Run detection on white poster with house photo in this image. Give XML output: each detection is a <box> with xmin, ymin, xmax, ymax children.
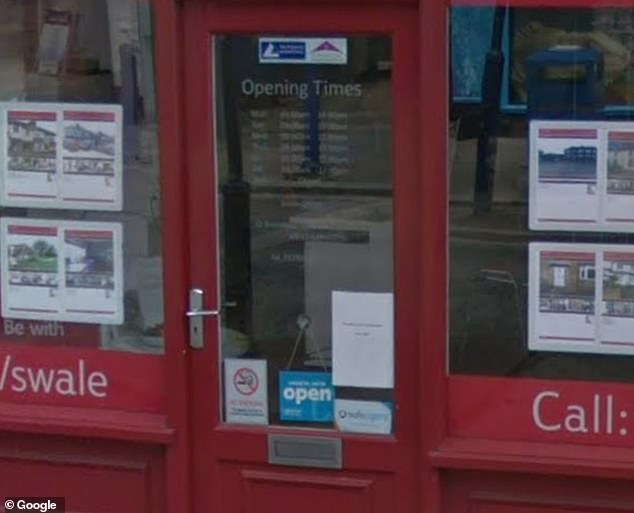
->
<box><xmin>2</xmin><ymin>106</ymin><xmax>60</xmax><ymax>203</ymax></box>
<box><xmin>61</xmin><ymin>107</ymin><xmax>122</xmax><ymax>209</ymax></box>
<box><xmin>0</xmin><ymin>102</ymin><xmax>122</xmax><ymax>211</ymax></box>
<box><xmin>599</xmin><ymin>250</ymin><xmax>634</xmax><ymax>351</ymax></box>
<box><xmin>529</xmin><ymin>122</ymin><xmax>600</xmax><ymax>231</ymax></box>
<box><xmin>529</xmin><ymin>244</ymin><xmax>597</xmax><ymax>353</ymax></box>
<box><xmin>529</xmin><ymin>242</ymin><xmax>634</xmax><ymax>356</ymax></box>
<box><xmin>1</xmin><ymin>218</ymin><xmax>123</xmax><ymax>324</ymax></box>
<box><xmin>2</xmin><ymin>221</ymin><xmax>62</xmax><ymax>318</ymax></box>
<box><xmin>603</xmin><ymin>129</ymin><xmax>634</xmax><ymax>229</ymax></box>
<box><xmin>62</xmin><ymin>224</ymin><xmax>123</xmax><ymax>324</ymax></box>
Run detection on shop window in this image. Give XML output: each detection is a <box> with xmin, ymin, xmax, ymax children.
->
<box><xmin>449</xmin><ymin>5</ymin><xmax>634</xmax><ymax>380</ymax></box>
<box><xmin>0</xmin><ymin>0</ymin><xmax>164</xmax><ymax>414</ymax></box>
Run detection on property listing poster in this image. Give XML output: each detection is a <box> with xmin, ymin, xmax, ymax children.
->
<box><xmin>529</xmin><ymin>123</ymin><xmax>600</xmax><ymax>230</ymax></box>
<box><xmin>0</xmin><ymin>218</ymin><xmax>123</xmax><ymax>324</ymax></box>
<box><xmin>0</xmin><ymin>102</ymin><xmax>122</xmax><ymax>211</ymax></box>
<box><xmin>529</xmin><ymin>242</ymin><xmax>634</xmax><ymax>355</ymax></box>
<box><xmin>530</xmin><ymin>121</ymin><xmax>634</xmax><ymax>232</ymax></box>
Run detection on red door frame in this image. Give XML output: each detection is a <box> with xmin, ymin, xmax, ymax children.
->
<box><xmin>175</xmin><ymin>1</ymin><xmax>423</xmax><ymax>512</ymax></box>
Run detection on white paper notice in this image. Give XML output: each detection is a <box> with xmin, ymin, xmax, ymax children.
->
<box><xmin>529</xmin><ymin>244</ymin><xmax>597</xmax><ymax>352</ymax></box>
<box><xmin>1</xmin><ymin>102</ymin><xmax>123</xmax><ymax>211</ymax></box>
<box><xmin>529</xmin><ymin>122</ymin><xmax>600</xmax><ymax>230</ymax></box>
<box><xmin>1</xmin><ymin>218</ymin><xmax>123</xmax><ymax>324</ymax></box>
<box><xmin>332</xmin><ymin>290</ymin><xmax>393</xmax><ymax>388</ymax></box>
<box><xmin>224</xmin><ymin>358</ymin><xmax>268</xmax><ymax>425</ymax></box>
<box><xmin>529</xmin><ymin>242</ymin><xmax>634</xmax><ymax>355</ymax></box>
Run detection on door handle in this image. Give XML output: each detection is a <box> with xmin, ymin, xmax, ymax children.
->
<box><xmin>188</xmin><ymin>288</ymin><xmax>219</xmax><ymax>349</ymax></box>
<box><xmin>186</xmin><ymin>309</ymin><xmax>220</xmax><ymax>317</ymax></box>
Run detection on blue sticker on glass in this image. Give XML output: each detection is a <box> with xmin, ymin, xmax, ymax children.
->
<box><xmin>259</xmin><ymin>40</ymin><xmax>307</xmax><ymax>63</ymax></box>
<box><xmin>279</xmin><ymin>371</ymin><xmax>334</xmax><ymax>422</ymax></box>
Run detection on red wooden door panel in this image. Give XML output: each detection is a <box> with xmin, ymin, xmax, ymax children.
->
<box><xmin>215</xmin><ymin>465</ymin><xmax>394</xmax><ymax>513</ymax></box>
<box><xmin>182</xmin><ymin>3</ymin><xmax>419</xmax><ymax>513</ymax></box>
<box><xmin>444</xmin><ymin>471</ymin><xmax>634</xmax><ymax>513</ymax></box>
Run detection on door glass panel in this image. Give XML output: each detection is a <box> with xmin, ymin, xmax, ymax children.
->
<box><xmin>214</xmin><ymin>35</ymin><xmax>394</xmax><ymax>432</ymax></box>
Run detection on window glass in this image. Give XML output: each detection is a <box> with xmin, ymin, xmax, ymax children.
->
<box><xmin>449</xmin><ymin>6</ymin><xmax>634</xmax><ymax>381</ymax></box>
<box><xmin>215</xmin><ymin>35</ymin><xmax>395</xmax><ymax>432</ymax></box>
<box><xmin>0</xmin><ymin>0</ymin><xmax>162</xmax><ymax>354</ymax></box>
<box><xmin>0</xmin><ymin>0</ymin><xmax>164</xmax><ymax>414</ymax></box>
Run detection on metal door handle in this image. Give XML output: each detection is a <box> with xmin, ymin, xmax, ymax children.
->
<box><xmin>188</xmin><ymin>288</ymin><xmax>219</xmax><ymax>349</ymax></box>
<box><xmin>186</xmin><ymin>309</ymin><xmax>220</xmax><ymax>317</ymax></box>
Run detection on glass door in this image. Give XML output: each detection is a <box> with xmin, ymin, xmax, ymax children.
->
<box><xmin>183</xmin><ymin>4</ymin><xmax>419</xmax><ymax>513</ymax></box>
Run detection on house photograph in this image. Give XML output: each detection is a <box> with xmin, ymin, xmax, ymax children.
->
<box><xmin>607</xmin><ymin>131</ymin><xmax>634</xmax><ymax>194</ymax></box>
<box><xmin>539</xmin><ymin>252</ymin><xmax>595</xmax><ymax>314</ymax></box>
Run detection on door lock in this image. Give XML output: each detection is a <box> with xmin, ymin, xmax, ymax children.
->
<box><xmin>187</xmin><ymin>288</ymin><xmax>219</xmax><ymax>349</ymax></box>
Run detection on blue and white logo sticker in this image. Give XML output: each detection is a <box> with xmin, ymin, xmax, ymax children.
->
<box><xmin>259</xmin><ymin>40</ymin><xmax>307</xmax><ymax>64</ymax></box>
<box><xmin>334</xmin><ymin>399</ymin><xmax>393</xmax><ymax>434</ymax></box>
<box><xmin>259</xmin><ymin>38</ymin><xmax>347</xmax><ymax>65</ymax></box>
<box><xmin>279</xmin><ymin>371</ymin><xmax>334</xmax><ymax>422</ymax></box>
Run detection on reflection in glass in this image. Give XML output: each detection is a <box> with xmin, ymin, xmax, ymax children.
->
<box><xmin>449</xmin><ymin>6</ymin><xmax>634</xmax><ymax>381</ymax></box>
<box><xmin>215</xmin><ymin>36</ymin><xmax>394</xmax><ymax>428</ymax></box>
<box><xmin>0</xmin><ymin>0</ymin><xmax>163</xmax><ymax>354</ymax></box>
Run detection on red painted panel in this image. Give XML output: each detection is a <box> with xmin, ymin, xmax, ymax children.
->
<box><xmin>0</xmin><ymin>434</ymin><xmax>164</xmax><ymax>513</ymax></box>
<box><xmin>0</xmin><ymin>344</ymin><xmax>165</xmax><ymax>412</ymax></box>
<box><xmin>1</xmin><ymin>458</ymin><xmax>147</xmax><ymax>513</ymax></box>
<box><xmin>213</xmin><ymin>464</ymin><xmax>394</xmax><ymax>513</ymax></box>
<box><xmin>450</xmin><ymin>375</ymin><xmax>634</xmax><ymax>447</ymax></box>
<box><xmin>478</xmin><ymin>502</ymin><xmax>621</xmax><ymax>513</ymax></box>
<box><xmin>242</xmin><ymin>470</ymin><xmax>374</xmax><ymax>513</ymax></box>
<box><xmin>443</xmin><ymin>470</ymin><xmax>634</xmax><ymax>513</ymax></box>
<box><xmin>451</xmin><ymin>0</ymin><xmax>634</xmax><ymax>7</ymax></box>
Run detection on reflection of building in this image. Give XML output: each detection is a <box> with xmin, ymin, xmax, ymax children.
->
<box><xmin>8</xmin><ymin>120</ymin><xmax>55</xmax><ymax>155</ymax></box>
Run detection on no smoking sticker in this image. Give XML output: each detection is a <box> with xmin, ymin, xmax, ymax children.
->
<box><xmin>224</xmin><ymin>358</ymin><xmax>268</xmax><ymax>425</ymax></box>
<box><xmin>233</xmin><ymin>367</ymin><xmax>259</xmax><ymax>395</ymax></box>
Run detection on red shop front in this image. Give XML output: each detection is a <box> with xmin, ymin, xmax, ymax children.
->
<box><xmin>3</xmin><ymin>0</ymin><xmax>634</xmax><ymax>512</ymax></box>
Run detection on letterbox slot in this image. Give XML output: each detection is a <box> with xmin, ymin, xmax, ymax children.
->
<box><xmin>268</xmin><ymin>434</ymin><xmax>342</xmax><ymax>469</ymax></box>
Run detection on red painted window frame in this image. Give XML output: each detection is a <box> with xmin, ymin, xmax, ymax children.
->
<box><xmin>0</xmin><ymin>0</ymin><xmax>187</xmax><ymax>439</ymax></box>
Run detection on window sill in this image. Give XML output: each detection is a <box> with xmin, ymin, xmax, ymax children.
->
<box><xmin>430</xmin><ymin>437</ymin><xmax>634</xmax><ymax>479</ymax></box>
<box><xmin>0</xmin><ymin>402</ymin><xmax>174</xmax><ymax>444</ymax></box>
